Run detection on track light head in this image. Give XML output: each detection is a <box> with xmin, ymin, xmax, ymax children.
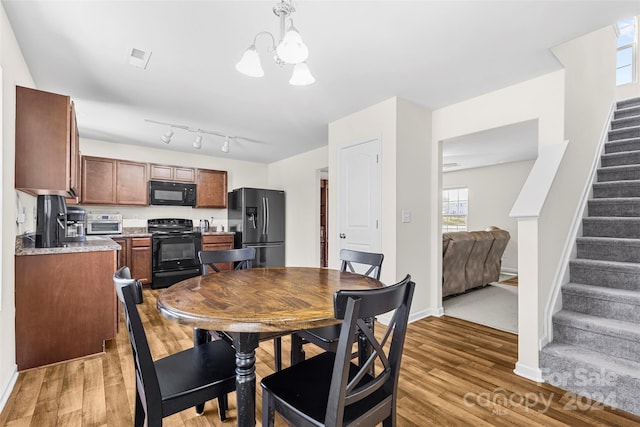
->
<box><xmin>221</xmin><ymin>138</ymin><xmax>230</xmax><ymax>153</ymax></box>
<box><xmin>193</xmin><ymin>133</ymin><xmax>203</xmax><ymax>149</ymax></box>
<box><xmin>160</xmin><ymin>127</ymin><xmax>173</xmax><ymax>144</ymax></box>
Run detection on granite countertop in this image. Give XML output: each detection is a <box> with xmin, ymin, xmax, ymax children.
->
<box><xmin>200</xmin><ymin>230</ymin><xmax>235</xmax><ymax>236</ymax></box>
<box><xmin>16</xmin><ymin>235</ymin><xmax>121</xmax><ymax>256</ymax></box>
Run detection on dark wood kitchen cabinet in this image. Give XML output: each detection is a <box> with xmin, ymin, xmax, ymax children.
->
<box><xmin>114</xmin><ymin>236</ymin><xmax>152</xmax><ymax>285</ymax></box>
<box><xmin>81</xmin><ymin>156</ymin><xmax>148</xmax><ymax>205</ymax></box>
<box><xmin>150</xmin><ymin>163</ymin><xmax>195</xmax><ymax>182</ymax></box>
<box><xmin>15</xmin><ymin>86</ymin><xmax>80</xmax><ymax>198</ymax></box>
<box><xmin>201</xmin><ymin>234</ymin><xmax>234</xmax><ymax>272</ymax></box>
<box><xmin>15</xmin><ymin>249</ymin><xmax>118</xmax><ymax>370</ymax></box>
<box><xmin>196</xmin><ymin>169</ymin><xmax>227</xmax><ymax>208</ymax></box>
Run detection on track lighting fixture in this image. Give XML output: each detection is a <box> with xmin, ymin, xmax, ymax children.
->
<box><xmin>160</xmin><ymin>127</ymin><xmax>173</xmax><ymax>144</ymax></box>
<box><xmin>193</xmin><ymin>133</ymin><xmax>203</xmax><ymax>149</ymax></box>
<box><xmin>235</xmin><ymin>0</ymin><xmax>315</xmax><ymax>86</ymax></box>
<box><xmin>145</xmin><ymin>119</ymin><xmax>266</xmax><ymax>154</ymax></box>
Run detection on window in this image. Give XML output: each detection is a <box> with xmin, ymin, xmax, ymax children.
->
<box><xmin>616</xmin><ymin>17</ymin><xmax>637</xmax><ymax>86</ymax></box>
<box><xmin>442</xmin><ymin>187</ymin><xmax>468</xmax><ymax>232</ymax></box>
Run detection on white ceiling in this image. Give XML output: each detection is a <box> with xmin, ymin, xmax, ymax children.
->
<box><xmin>3</xmin><ymin>1</ymin><xmax>638</xmax><ymax>164</ymax></box>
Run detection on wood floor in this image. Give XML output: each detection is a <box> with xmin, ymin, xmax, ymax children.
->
<box><xmin>2</xmin><ymin>289</ymin><xmax>639</xmax><ymax>427</ymax></box>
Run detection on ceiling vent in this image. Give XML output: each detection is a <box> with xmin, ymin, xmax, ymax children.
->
<box><xmin>126</xmin><ymin>47</ymin><xmax>152</xmax><ymax>69</ymax></box>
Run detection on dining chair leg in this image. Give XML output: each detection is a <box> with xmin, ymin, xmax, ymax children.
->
<box><xmin>290</xmin><ymin>333</ymin><xmax>305</xmax><ymax>366</ymax></box>
<box><xmin>273</xmin><ymin>337</ymin><xmax>282</xmax><ymax>371</ymax></box>
<box><xmin>193</xmin><ymin>327</ymin><xmax>210</xmax><ymax>415</ymax></box>
<box><xmin>217</xmin><ymin>394</ymin><xmax>228</xmax><ymax>421</ymax></box>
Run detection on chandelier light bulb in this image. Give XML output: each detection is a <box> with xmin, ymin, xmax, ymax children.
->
<box><xmin>193</xmin><ymin>134</ymin><xmax>203</xmax><ymax>149</ymax></box>
<box><xmin>235</xmin><ymin>45</ymin><xmax>264</xmax><ymax>77</ymax></box>
<box><xmin>160</xmin><ymin>128</ymin><xmax>173</xmax><ymax>144</ymax></box>
<box><xmin>289</xmin><ymin>62</ymin><xmax>315</xmax><ymax>86</ymax></box>
<box><xmin>276</xmin><ymin>26</ymin><xmax>309</xmax><ymax>64</ymax></box>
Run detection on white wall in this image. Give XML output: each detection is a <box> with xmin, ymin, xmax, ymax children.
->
<box><xmin>443</xmin><ymin>159</ymin><xmax>535</xmax><ymax>272</ymax></box>
<box><xmin>328</xmin><ymin>97</ymin><xmax>435</xmax><ymax>318</ymax></box>
<box><xmin>396</xmin><ymin>98</ymin><xmax>433</xmax><ymax>317</ymax></box>
<box><xmin>432</xmin><ymin>71</ymin><xmax>566</xmax><ymax>306</ymax></box>
<box><xmin>539</xmin><ymin>26</ymin><xmax>618</xmax><ymax>334</ymax></box>
<box><xmin>328</xmin><ymin>98</ymin><xmax>398</xmax><ymax>285</ymax></box>
<box><xmin>267</xmin><ymin>146</ymin><xmax>328</xmax><ymax>267</ymax></box>
<box><xmin>0</xmin><ymin>2</ymin><xmax>36</xmax><ymax>410</ymax></box>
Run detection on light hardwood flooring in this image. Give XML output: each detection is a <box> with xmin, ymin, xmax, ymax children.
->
<box><xmin>1</xmin><ymin>289</ymin><xmax>639</xmax><ymax>426</ymax></box>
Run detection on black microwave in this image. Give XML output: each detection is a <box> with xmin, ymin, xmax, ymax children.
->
<box><xmin>149</xmin><ymin>180</ymin><xmax>196</xmax><ymax>206</ymax></box>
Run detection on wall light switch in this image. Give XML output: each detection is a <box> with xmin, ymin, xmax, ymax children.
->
<box><xmin>16</xmin><ymin>213</ymin><xmax>26</xmax><ymax>224</ymax></box>
<box><xmin>401</xmin><ymin>209</ymin><xmax>411</xmax><ymax>223</ymax></box>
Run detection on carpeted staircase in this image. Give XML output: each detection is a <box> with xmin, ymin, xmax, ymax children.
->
<box><xmin>540</xmin><ymin>97</ymin><xmax>640</xmax><ymax>416</ymax></box>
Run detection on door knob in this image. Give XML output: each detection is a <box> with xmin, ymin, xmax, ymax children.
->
<box><xmin>339</xmin><ymin>233</ymin><xmax>346</xmax><ymax>239</ymax></box>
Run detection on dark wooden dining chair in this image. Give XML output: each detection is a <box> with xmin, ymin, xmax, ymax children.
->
<box><xmin>199</xmin><ymin>247</ymin><xmax>255</xmax><ymax>274</ymax></box>
<box><xmin>290</xmin><ymin>249</ymin><xmax>384</xmax><ymax>365</ymax></box>
<box><xmin>196</xmin><ymin>248</ymin><xmax>283</xmax><ymax>373</ymax></box>
<box><xmin>113</xmin><ymin>266</ymin><xmax>237</xmax><ymax>425</ymax></box>
<box><xmin>261</xmin><ymin>274</ymin><xmax>415</xmax><ymax>427</ymax></box>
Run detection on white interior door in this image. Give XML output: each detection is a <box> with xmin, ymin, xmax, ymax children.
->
<box><xmin>337</xmin><ymin>138</ymin><xmax>381</xmax><ymax>267</ymax></box>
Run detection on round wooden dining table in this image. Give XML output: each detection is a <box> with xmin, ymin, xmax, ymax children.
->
<box><xmin>156</xmin><ymin>267</ymin><xmax>383</xmax><ymax>427</ymax></box>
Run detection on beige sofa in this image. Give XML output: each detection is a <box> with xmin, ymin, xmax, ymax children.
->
<box><xmin>442</xmin><ymin>227</ymin><xmax>510</xmax><ymax>298</ymax></box>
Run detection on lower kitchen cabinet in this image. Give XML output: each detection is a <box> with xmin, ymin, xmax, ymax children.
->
<box><xmin>15</xmin><ymin>249</ymin><xmax>118</xmax><ymax>370</ymax></box>
<box><xmin>202</xmin><ymin>234</ymin><xmax>234</xmax><ymax>272</ymax></box>
<box><xmin>114</xmin><ymin>236</ymin><xmax>152</xmax><ymax>285</ymax></box>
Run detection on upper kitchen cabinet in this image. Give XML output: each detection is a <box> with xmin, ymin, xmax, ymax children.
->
<box><xmin>196</xmin><ymin>169</ymin><xmax>227</xmax><ymax>208</ymax></box>
<box><xmin>150</xmin><ymin>163</ymin><xmax>195</xmax><ymax>182</ymax></box>
<box><xmin>82</xmin><ymin>156</ymin><xmax>148</xmax><ymax>205</ymax></box>
<box><xmin>15</xmin><ymin>86</ymin><xmax>80</xmax><ymax>197</ymax></box>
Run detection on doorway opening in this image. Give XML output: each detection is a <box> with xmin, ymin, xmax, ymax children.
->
<box><xmin>439</xmin><ymin>120</ymin><xmax>538</xmax><ymax>333</ymax></box>
<box><xmin>320</xmin><ymin>174</ymin><xmax>329</xmax><ymax>267</ymax></box>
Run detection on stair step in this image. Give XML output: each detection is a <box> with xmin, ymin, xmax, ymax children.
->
<box><xmin>553</xmin><ymin>311</ymin><xmax>640</xmax><ymax>362</ymax></box>
<box><xmin>600</xmin><ymin>150</ymin><xmax>640</xmax><ymax>167</ymax></box>
<box><xmin>540</xmin><ymin>342</ymin><xmax>640</xmax><ymax>416</ymax></box>
<box><xmin>583</xmin><ymin>217</ymin><xmax>640</xmax><ymax>239</ymax></box>
<box><xmin>617</xmin><ymin>97</ymin><xmax>640</xmax><ymax>110</ymax></box>
<box><xmin>614</xmin><ymin>105</ymin><xmax>640</xmax><ymax>120</ymax></box>
<box><xmin>597</xmin><ymin>165</ymin><xmax>640</xmax><ymax>182</ymax></box>
<box><xmin>588</xmin><ymin>197</ymin><xmax>640</xmax><ymax>217</ymax></box>
<box><xmin>576</xmin><ymin>236</ymin><xmax>640</xmax><ymax>262</ymax></box>
<box><xmin>562</xmin><ymin>283</ymin><xmax>640</xmax><ymax>324</ymax></box>
<box><xmin>608</xmin><ymin>126</ymin><xmax>640</xmax><ymax>142</ymax></box>
<box><xmin>604</xmin><ymin>138</ymin><xmax>640</xmax><ymax>154</ymax></box>
<box><xmin>570</xmin><ymin>258</ymin><xmax>640</xmax><ymax>291</ymax></box>
<box><xmin>612</xmin><ymin>116</ymin><xmax>640</xmax><ymax>130</ymax></box>
<box><xmin>593</xmin><ymin>180</ymin><xmax>640</xmax><ymax>198</ymax></box>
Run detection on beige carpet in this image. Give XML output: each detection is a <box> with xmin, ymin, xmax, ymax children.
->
<box><xmin>443</xmin><ymin>283</ymin><xmax>518</xmax><ymax>333</ymax></box>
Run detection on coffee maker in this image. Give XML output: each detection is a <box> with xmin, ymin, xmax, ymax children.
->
<box><xmin>35</xmin><ymin>195</ymin><xmax>67</xmax><ymax>248</ymax></box>
<box><xmin>65</xmin><ymin>206</ymin><xmax>86</xmax><ymax>242</ymax></box>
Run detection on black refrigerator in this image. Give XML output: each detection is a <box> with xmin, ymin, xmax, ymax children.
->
<box><xmin>228</xmin><ymin>188</ymin><xmax>285</xmax><ymax>267</ymax></box>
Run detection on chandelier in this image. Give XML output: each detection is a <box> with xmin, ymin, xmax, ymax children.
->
<box><xmin>235</xmin><ymin>0</ymin><xmax>315</xmax><ymax>86</ymax></box>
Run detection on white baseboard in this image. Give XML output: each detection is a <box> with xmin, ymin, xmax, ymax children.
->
<box><xmin>513</xmin><ymin>361</ymin><xmax>543</xmax><ymax>383</ymax></box>
<box><xmin>0</xmin><ymin>365</ymin><xmax>18</xmax><ymax>414</ymax></box>
<box><xmin>377</xmin><ymin>307</ymin><xmax>443</xmax><ymax>325</ymax></box>
<box><xmin>501</xmin><ymin>267</ymin><xmax>518</xmax><ymax>275</ymax></box>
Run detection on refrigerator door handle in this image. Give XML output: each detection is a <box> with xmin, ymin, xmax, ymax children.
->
<box><xmin>265</xmin><ymin>196</ymin><xmax>270</xmax><ymax>235</ymax></box>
